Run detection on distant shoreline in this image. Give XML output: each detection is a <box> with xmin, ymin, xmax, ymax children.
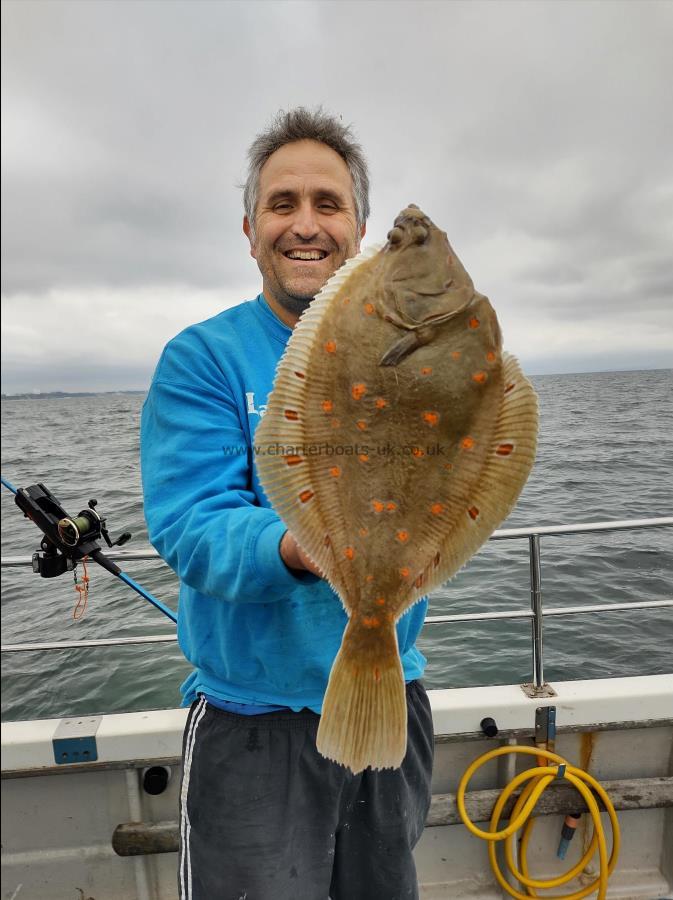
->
<box><xmin>1</xmin><ymin>390</ymin><xmax>147</xmax><ymax>400</ymax></box>
<box><xmin>1</xmin><ymin>368</ymin><xmax>670</xmax><ymax>400</ymax></box>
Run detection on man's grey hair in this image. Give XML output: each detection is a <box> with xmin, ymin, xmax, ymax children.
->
<box><xmin>243</xmin><ymin>107</ymin><xmax>370</xmax><ymax>238</ymax></box>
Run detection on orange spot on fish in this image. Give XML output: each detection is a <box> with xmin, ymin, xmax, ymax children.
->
<box><xmin>375</xmin><ymin>597</ymin><xmax>386</xmax><ymax>606</ymax></box>
<box><xmin>423</xmin><ymin>411</ymin><xmax>440</xmax><ymax>427</ymax></box>
<box><xmin>400</xmin><ymin>567</ymin><xmax>411</xmax><ymax>578</ymax></box>
<box><xmin>359</xmin><ymin>527</ymin><xmax>369</xmax><ymax>537</ymax></box>
<box><xmin>461</xmin><ymin>436</ymin><xmax>475</xmax><ymax>450</ymax></box>
<box><xmin>431</xmin><ymin>503</ymin><xmax>444</xmax><ymax>516</ymax></box>
<box><xmin>366</xmin><ymin>574</ymin><xmax>374</xmax><ymax>583</ymax></box>
<box><xmin>344</xmin><ymin>546</ymin><xmax>355</xmax><ymax>560</ymax></box>
<box><xmin>324</xmin><ymin>340</ymin><xmax>337</xmax><ymax>353</ymax></box>
<box><xmin>451</xmin><ymin>351</ymin><xmax>462</xmax><ymax>360</ymax></box>
<box><xmin>386</xmin><ymin>501</ymin><xmax>397</xmax><ymax>512</ymax></box>
<box><xmin>444</xmin><ymin>463</ymin><xmax>453</xmax><ymax>471</ymax></box>
<box><xmin>343</xmin><ymin>297</ymin><xmax>351</xmax><ymax>305</ymax></box>
<box><xmin>412</xmin><ymin>447</ymin><xmax>425</xmax><ymax>458</ymax></box>
<box><xmin>396</xmin><ymin>530</ymin><xmax>409</xmax><ymax>543</ymax></box>
<box><xmin>486</xmin><ymin>351</ymin><xmax>497</xmax><ymax>363</ymax></box>
<box><xmin>299</xmin><ymin>490</ymin><xmax>314</xmax><ymax>503</ymax></box>
<box><xmin>294</xmin><ymin>370</ymin><xmax>306</xmax><ymax>379</ymax></box>
<box><xmin>330</xmin><ymin>466</ymin><xmax>341</xmax><ymax>478</ymax></box>
<box><xmin>364</xmin><ymin>303</ymin><xmax>375</xmax><ymax>315</ymax></box>
<box><xmin>351</xmin><ymin>383</ymin><xmax>367</xmax><ymax>400</ymax></box>
<box><xmin>468</xmin><ymin>506</ymin><xmax>480</xmax><ymax>520</ymax></box>
<box><xmin>372</xmin><ymin>500</ymin><xmax>385</xmax><ymax>513</ymax></box>
<box><xmin>472</xmin><ymin>371</ymin><xmax>487</xmax><ymax>384</ymax></box>
<box><xmin>356</xmin><ymin>420</ymin><xmax>368</xmax><ymax>431</ymax></box>
<box><xmin>496</xmin><ymin>443</ymin><xmax>514</xmax><ymax>456</ymax></box>
<box><xmin>362</xmin><ymin>615</ymin><xmax>380</xmax><ymax>628</ymax></box>
<box><xmin>284</xmin><ymin>410</ymin><xmax>299</xmax><ymax>421</ymax></box>
<box><xmin>359</xmin><ymin>453</ymin><xmax>369</xmax><ymax>462</ymax></box>
<box><xmin>421</xmin><ymin>366</ymin><xmax>433</xmax><ymax>376</ymax></box>
<box><xmin>468</xmin><ymin>316</ymin><xmax>480</xmax><ymax>329</ymax></box>
<box><xmin>505</xmin><ymin>383</ymin><xmax>516</xmax><ymax>394</ymax></box>
<box><xmin>322</xmin><ymin>399</ymin><xmax>333</xmax><ymax>413</ymax></box>
<box><xmin>331</xmin><ymin>418</ymin><xmax>341</xmax><ymax>428</ymax></box>
<box><xmin>285</xmin><ymin>455</ymin><xmax>303</xmax><ymax>466</ymax></box>
<box><xmin>375</xmin><ymin>397</ymin><xmax>388</xmax><ymax>409</ymax></box>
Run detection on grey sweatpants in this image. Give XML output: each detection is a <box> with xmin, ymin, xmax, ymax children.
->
<box><xmin>178</xmin><ymin>681</ymin><xmax>434</xmax><ymax>900</ymax></box>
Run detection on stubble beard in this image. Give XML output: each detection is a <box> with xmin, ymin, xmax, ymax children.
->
<box><xmin>270</xmin><ymin>256</ymin><xmax>338</xmax><ymax>318</ymax></box>
<box><xmin>275</xmin><ymin>285</ymin><xmax>314</xmax><ymax>318</ymax></box>
<box><xmin>257</xmin><ymin>234</ymin><xmax>358</xmax><ymax>318</ymax></box>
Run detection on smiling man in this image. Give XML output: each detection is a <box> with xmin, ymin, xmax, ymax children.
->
<box><xmin>243</xmin><ymin>138</ymin><xmax>364</xmax><ymax>325</ymax></box>
<box><xmin>141</xmin><ymin>108</ymin><xmax>433</xmax><ymax>900</ymax></box>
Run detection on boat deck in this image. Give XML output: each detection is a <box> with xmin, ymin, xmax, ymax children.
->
<box><xmin>2</xmin><ymin>675</ymin><xmax>672</xmax><ymax>899</ymax></box>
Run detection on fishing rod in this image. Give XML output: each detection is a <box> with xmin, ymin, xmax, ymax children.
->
<box><xmin>1</xmin><ymin>476</ymin><xmax>177</xmax><ymax>624</ymax></box>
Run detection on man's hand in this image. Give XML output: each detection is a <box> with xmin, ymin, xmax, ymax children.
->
<box><xmin>280</xmin><ymin>531</ymin><xmax>323</xmax><ymax>577</ymax></box>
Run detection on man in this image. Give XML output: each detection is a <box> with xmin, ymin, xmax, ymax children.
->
<box><xmin>141</xmin><ymin>108</ymin><xmax>433</xmax><ymax>900</ymax></box>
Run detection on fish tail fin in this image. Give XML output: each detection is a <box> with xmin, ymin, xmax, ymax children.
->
<box><xmin>317</xmin><ymin>617</ymin><xmax>407</xmax><ymax>773</ymax></box>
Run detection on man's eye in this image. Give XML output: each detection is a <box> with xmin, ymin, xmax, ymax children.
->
<box><xmin>319</xmin><ymin>203</ymin><xmax>337</xmax><ymax>211</ymax></box>
<box><xmin>274</xmin><ymin>203</ymin><xmax>292</xmax><ymax>211</ymax></box>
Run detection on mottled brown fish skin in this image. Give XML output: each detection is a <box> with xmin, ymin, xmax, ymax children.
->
<box><xmin>255</xmin><ymin>205</ymin><xmax>538</xmax><ymax>773</ymax></box>
<box><xmin>299</xmin><ymin>206</ymin><xmax>503</xmax><ymax>620</ymax></box>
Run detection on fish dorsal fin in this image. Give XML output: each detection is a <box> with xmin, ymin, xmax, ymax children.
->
<box><xmin>255</xmin><ymin>243</ymin><xmax>384</xmax><ymax>597</ymax></box>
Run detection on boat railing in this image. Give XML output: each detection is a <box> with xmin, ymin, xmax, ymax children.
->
<box><xmin>2</xmin><ymin>517</ymin><xmax>672</xmax><ymax>692</ymax></box>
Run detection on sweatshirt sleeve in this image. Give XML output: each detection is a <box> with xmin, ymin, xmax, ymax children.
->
<box><xmin>140</xmin><ymin>336</ymin><xmax>318</xmax><ymax>604</ymax></box>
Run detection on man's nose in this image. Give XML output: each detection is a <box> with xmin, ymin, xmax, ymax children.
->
<box><xmin>291</xmin><ymin>202</ymin><xmax>320</xmax><ymax>239</ymax></box>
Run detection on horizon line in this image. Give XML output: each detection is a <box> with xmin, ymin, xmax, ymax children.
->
<box><xmin>1</xmin><ymin>366</ymin><xmax>671</xmax><ymax>398</ymax></box>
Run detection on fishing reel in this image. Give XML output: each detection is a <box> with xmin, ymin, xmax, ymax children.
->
<box><xmin>14</xmin><ymin>483</ymin><xmax>132</xmax><ymax>578</ymax></box>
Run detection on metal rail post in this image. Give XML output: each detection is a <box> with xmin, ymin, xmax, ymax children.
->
<box><xmin>529</xmin><ymin>534</ymin><xmax>544</xmax><ymax>689</ymax></box>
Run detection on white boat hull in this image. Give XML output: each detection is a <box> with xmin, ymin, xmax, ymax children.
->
<box><xmin>2</xmin><ymin>675</ymin><xmax>672</xmax><ymax>899</ymax></box>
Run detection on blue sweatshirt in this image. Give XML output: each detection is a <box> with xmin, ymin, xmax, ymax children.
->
<box><xmin>140</xmin><ymin>294</ymin><xmax>427</xmax><ymax>711</ymax></box>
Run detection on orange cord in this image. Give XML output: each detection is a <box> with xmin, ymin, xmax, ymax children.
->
<box><xmin>73</xmin><ymin>557</ymin><xmax>90</xmax><ymax>619</ymax></box>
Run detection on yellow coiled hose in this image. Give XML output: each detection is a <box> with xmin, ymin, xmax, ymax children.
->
<box><xmin>457</xmin><ymin>745</ymin><xmax>620</xmax><ymax>899</ymax></box>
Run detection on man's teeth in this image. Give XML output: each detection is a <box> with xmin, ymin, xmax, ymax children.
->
<box><xmin>285</xmin><ymin>250</ymin><xmax>327</xmax><ymax>260</ymax></box>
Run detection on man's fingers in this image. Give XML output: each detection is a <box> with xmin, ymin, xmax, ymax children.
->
<box><xmin>280</xmin><ymin>531</ymin><xmax>323</xmax><ymax>577</ymax></box>
<box><xmin>296</xmin><ymin>543</ymin><xmax>323</xmax><ymax>577</ymax></box>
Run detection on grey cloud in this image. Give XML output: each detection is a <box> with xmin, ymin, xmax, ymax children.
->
<box><xmin>1</xmin><ymin>0</ymin><xmax>672</xmax><ymax>388</ymax></box>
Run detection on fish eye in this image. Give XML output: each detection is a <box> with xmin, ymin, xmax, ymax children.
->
<box><xmin>412</xmin><ymin>223</ymin><xmax>429</xmax><ymax>245</ymax></box>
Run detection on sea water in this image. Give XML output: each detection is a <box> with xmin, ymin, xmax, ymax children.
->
<box><xmin>1</xmin><ymin>370</ymin><xmax>671</xmax><ymax>721</ymax></box>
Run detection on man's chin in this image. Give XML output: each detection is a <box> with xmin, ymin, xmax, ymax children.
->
<box><xmin>276</xmin><ymin>276</ymin><xmax>327</xmax><ymax>315</ymax></box>
<box><xmin>276</xmin><ymin>293</ymin><xmax>314</xmax><ymax>317</ymax></box>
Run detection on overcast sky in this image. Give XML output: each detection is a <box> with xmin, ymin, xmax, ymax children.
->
<box><xmin>2</xmin><ymin>0</ymin><xmax>671</xmax><ymax>393</ymax></box>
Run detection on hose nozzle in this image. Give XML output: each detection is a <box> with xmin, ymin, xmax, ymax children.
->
<box><xmin>557</xmin><ymin>812</ymin><xmax>581</xmax><ymax>860</ymax></box>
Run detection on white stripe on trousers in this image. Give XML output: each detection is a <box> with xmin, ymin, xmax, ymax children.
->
<box><xmin>180</xmin><ymin>696</ymin><xmax>208</xmax><ymax>900</ymax></box>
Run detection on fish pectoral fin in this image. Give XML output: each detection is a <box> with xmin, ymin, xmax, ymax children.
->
<box><xmin>380</xmin><ymin>295</ymin><xmax>476</xmax><ymax>366</ymax></box>
<box><xmin>379</xmin><ymin>330</ymin><xmax>424</xmax><ymax>366</ymax></box>
<box><xmin>382</xmin><ymin>311</ymin><xmax>411</xmax><ymax>329</ymax></box>
<box><xmin>317</xmin><ymin>618</ymin><xmax>406</xmax><ymax>773</ymax></box>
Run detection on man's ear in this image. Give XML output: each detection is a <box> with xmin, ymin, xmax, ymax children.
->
<box><xmin>243</xmin><ymin>216</ymin><xmax>257</xmax><ymax>259</ymax></box>
<box><xmin>356</xmin><ymin>221</ymin><xmax>366</xmax><ymax>252</ymax></box>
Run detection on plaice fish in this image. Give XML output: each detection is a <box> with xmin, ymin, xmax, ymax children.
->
<box><xmin>255</xmin><ymin>205</ymin><xmax>538</xmax><ymax>773</ymax></box>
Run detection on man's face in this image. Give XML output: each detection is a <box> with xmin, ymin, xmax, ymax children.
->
<box><xmin>244</xmin><ymin>139</ymin><xmax>365</xmax><ymax>324</ymax></box>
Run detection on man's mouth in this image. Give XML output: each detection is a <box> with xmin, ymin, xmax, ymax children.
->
<box><xmin>283</xmin><ymin>249</ymin><xmax>329</xmax><ymax>261</ymax></box>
